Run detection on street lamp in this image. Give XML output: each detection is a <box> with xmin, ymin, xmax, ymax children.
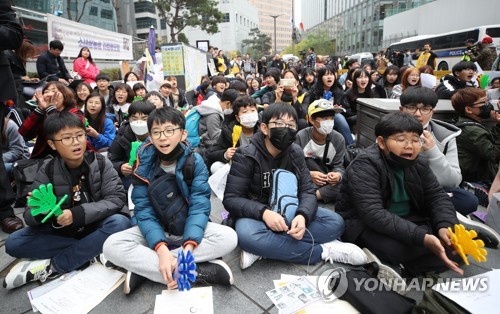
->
<box><xmin>266</xmin><ymin>14</ymin><xmax>283</xmax><ymax>55</ymax></box>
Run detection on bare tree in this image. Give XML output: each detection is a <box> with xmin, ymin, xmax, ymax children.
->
<box><xmin>66</xmin><ymin>0</ymin><xmax>91</xmax><ymax>22</ymax></box>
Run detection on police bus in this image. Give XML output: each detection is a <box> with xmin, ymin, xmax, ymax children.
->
<box><xmin>386</xmin><ymin>25</ymin><xmax>500</xmax><ymax>70</ymax></box>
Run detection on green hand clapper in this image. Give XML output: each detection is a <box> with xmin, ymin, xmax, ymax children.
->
<box><xmin>28</xmin><ymin>183</ymin><xmax>68</xmax><ymax>223</ymax></box>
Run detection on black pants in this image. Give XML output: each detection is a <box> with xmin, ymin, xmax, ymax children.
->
<box><xmin>0</xmin><ymin>109</ymin><xmax>15</xmax><ymax>219</ymax></box>
<box><xmin>356</xmin><ymin>225</ymin><xmax>462</xmax><ymax>276</ymax></box>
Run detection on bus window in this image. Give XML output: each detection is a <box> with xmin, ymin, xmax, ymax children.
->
<box><xmin>486</xmin><ymin>27</ymin><xmax>500</xmax><ymax>37</ymax></box>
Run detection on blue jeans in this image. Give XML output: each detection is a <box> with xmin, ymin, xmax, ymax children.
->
<box><xmin>235</xmin><ymin>207</ymin><xmax>345</xmax><ymax>264</ymax></box>
<box><xmin>334</xmin><ymin>114</ymin><xmax>354</xmax><ymax>146</ymax></box>
<box><xmin>445</xmin><ymin>187</ymin><xmax>479</xmax><ymax>216</ymax></box>
<box><xmin>6</xmin><ymin>214</ymin><xmax>130</xmax><ymax>273</ymax></box>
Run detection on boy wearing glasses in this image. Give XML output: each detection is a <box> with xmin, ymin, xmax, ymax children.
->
<box><xmin>336</xmin><ymin>112</ymin><xmax>464</xmax><ymax>291</ymax></box>
<box><xmin>295</xmin><ymin>100</ymin><xmax>346</xmax><ymax>203</ymax></box>
<box><xmin>399</xmin><ymin>87</ymin><xmax>479</xmax><ymax>216</ymax></box>
<box><xmin>4</xmin><ymin>111</ymin><xmax>130</xmax><ymax>289</ymax></box>
<box><xmin>103</xmin><ymin>107</ymin><xmax>237</xmax><ymax>294</ymax></box>
<box><xmin>223</xmin><ymin>103</ymin><xmax>368</xmax><ymax>270</ymax></box>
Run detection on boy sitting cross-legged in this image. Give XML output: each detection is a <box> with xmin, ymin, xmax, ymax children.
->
<box><xmin>222</xmin><ymin>103</ymin><xmax>368</xmax><ymax>270</ymax></box>
<box><xmin>336</xmin><ymin>112</ymin><xmax>464</xmax><ymax>290</ymax></box>
<box><xmin>103</xmin><ymin>107</ymin><xmax>238</xmax><ymax>294</ymax></box>
<box><xmin>4</xmin><ymin>111</ymin><xmax>130</xmax><ymax>289</ymax></box>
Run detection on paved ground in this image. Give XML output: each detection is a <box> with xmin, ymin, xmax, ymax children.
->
<box><xmin>1</xmin><ymin>195</ymin><xmax>499</xmax><ymax>314</ymax></box>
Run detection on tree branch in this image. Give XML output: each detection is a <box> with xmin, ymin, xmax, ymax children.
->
<box><xmin>76</xmin><ymin>0</ymin><xmax>91</xmax><ymax>22</ymax></box>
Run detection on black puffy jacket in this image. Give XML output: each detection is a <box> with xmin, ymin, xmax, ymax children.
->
<box><xmin>336</xmin><ymin>144</ymin><xmax>458</xmax><ymax>246</ymax></box>
<box><xmin>222</xmin><ymin>132</ymin><xmax>318</xmax><ymax>225</ymax></box>
<box><xmin>107</xmin><ymin>122</ymin><xmax>136</xmax><ymax>176</ymax></box>
<box><xmin>435</xmin><ymin>74</ymin><xmax>475</xmax><ymax>99</ymax></box>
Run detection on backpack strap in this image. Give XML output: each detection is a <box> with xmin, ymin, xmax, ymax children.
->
<box><xmin>322</xmin><ymin>134</ymin><xmax>331</xmax><ymax>165</ymax></box>
<box><xmin>47</xmin><ymin>157</ymin><xmax>56</xmax><ymax>184</ymax></box>
<box><xmin>182</xmin><ymin>151</ymin><xmax>195</xmax><ymax>186</ymax></box>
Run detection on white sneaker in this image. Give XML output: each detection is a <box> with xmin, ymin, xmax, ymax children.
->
<box><xmin>321</xmin><ymin>240</ymin><xmax>368</xmax><ymax>265</ymax></box>
<box><xmin>240</xmin><ymin>250</ymin><xmax>261</xmax><ymax>270</ymax></box>
<box><xmin>3</xmin><ymin>259</ymin><xmax>54</xmax><ymax>289</ymax></box>
<box><xmin>457</xmin><ymin>212</ymin><xmax>500</xmax><ymax>249</ymax></box>
<box><xmin>363</xmin><ymin>248</ymin><xmax>407</xmax><ymax>295</ymax></box>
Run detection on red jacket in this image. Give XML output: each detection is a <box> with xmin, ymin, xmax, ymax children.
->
<box><xmin>18</xmin><ymin>106</ymin><xmax>86</xmax><ymax>159</ymax></box>
<box><xmin>73</xmin><ymin>57</ymin><xmax>99</xmax><ymax>84</ymax></box>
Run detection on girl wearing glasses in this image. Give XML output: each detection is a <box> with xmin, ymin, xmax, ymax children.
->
<box><xmin>19</xmin><ymin>81</ymin><xmax>84</xmax><ymax>159</ymax></box>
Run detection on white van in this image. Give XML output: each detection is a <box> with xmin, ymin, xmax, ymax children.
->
<box><xmin>348</xmin><ymin>52</ymin><xmax>375</xmax><ymax>68</ymax></box>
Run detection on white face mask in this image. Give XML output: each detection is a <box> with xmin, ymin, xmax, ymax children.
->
<box><xmin>239</xmin><ymin>112</ymin><xmax>259</xmax><ymax>128</ymax></box>
<box><xmin>130</xmin><ymin>120</ymin><xmax>148</xmax><ymax>136</ymax></box>
<box><xmin>317</xmin><ymin>119</ymin><xmax>334</xmax><ymax>135</ymax></box>
<box><xmin>223</xmin><ymin>108</ymin><xmax>233</xmax><ymax>115</ymax></box>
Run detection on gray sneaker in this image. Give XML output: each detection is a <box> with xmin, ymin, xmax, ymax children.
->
<box><xmin>3</xmin><ymin>259</ymin><xmax>57</xmax><ymax>289</ymax></box>
<box><xmin>457</xmin><ymin>212</ymin><xmax>500</xmax><ymax>249</ymax></box>
<box><xmin>363</xmin><ymin>248</ymin><xmax>407</xmax><ymax>295</ymax></box>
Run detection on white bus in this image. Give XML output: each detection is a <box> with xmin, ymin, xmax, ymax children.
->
<box><xmin>386</xmin><ymin>25</ymin><xmax>500</xmax><ymax>71</ymax></box>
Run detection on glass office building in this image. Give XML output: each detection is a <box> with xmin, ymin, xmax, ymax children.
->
<box><xmin>303</xmin><ymin>0</ymin><xmax>434</xmax><ymax>56</ymax></box>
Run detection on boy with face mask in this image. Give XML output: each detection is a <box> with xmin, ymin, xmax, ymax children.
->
<box><xmin>196</xmin><ymin>89</ymin><xmax>239</xmax><ymax>156</ymax></box>
<box><xmin>206</xmin><ymin>95</ymin><xmax>259</xmax><ymax>174</ymax></box>
<box><xmin>452</xmin><ymin>88</ymin><xmax>500</xmax><ymax>185</ymax></box>
<box><xmin>336</xmin><ymin>112</ymin><xmax>466</xmax><ymax>293</ymax></box>
<box><xmin>295</xmin><ymin>100</ymin><xmax>346</xmax><ymax>203</ymax></box>
<box><xmin>107</xmin><ymin>101</ymin><xmax>156</xmax><ymax>190</ymax></box>
<box><xmin>103</xmin><ymin>107</ymin><xmax>237</xmax><ymax>294</ymax></box>
<box><xmin>223</xmin><ymin>103</ymin><xmax>368</xmax><ymax>270</ymax></box>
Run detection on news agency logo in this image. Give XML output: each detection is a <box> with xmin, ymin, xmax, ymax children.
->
<box><xmin>316</xmin><ymin>267</ymin><xmax>348</xmax><ymax>301</ymax></box>
<box><xmin>317</xmin><ymin>267</ymin><xmax>488</xmax><ymax>301</ymax></box>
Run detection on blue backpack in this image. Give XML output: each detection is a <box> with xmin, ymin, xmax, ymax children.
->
<box><xmin>185</xmin><ymin>108</ymin><xmax>201</xmax><ymax>148</ymax></box>
<box><xmin>268</xmin><ymin>169</ymin><xmax>298</xmax><ymax>227</ymax></box>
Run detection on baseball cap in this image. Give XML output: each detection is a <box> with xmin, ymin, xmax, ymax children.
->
<box><xmin>465</xmin><ymin>38</ymin><xmax>475</xmax><ymax>44</ymax></box>
<box><xmin>482</xmin><ymin>36</ymin><xmax>493</xmax><ymax>44</ymax></box>
<box><xmin>308</xmin><ymin>99</ymin><xmax>345</xmax><ymax>118</ymax></box>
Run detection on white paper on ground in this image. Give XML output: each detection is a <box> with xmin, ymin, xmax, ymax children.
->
<box><xmin>432</xmin><ymin>269</ymin><xmax>500</xmax><ymax>314</ymax></box>
<box><xmin>155</xmin><ymin>286</ymin><xmax>213</xmax><ymax>314</ymax></box>
<box><xmin>208</xmin><ymin>163</ymin><xmax>231</xmax><ymax>200</ymax></box>
<box><xmin>266</xmin><ymin>276</ymin><xmax>321</xmax><ymax>314</ymax></box>
<box><xmin>28</xmin><ymin>271</ymin><xmax>80</xmax><ymax>312</ymax></box>
<box><xmin>30</xmin><ymin>264</ymin><xmax>125</xmax><ymax>314</ymax></box>
<box><xmin>421</xmin><ymin>73</ymin><xmax>438</xmax><ymax>89</ymax></box>
<box><xmin>278</xmin><ymin>274</ymin><xmax>359</xmax><ymax>314</ymax></box>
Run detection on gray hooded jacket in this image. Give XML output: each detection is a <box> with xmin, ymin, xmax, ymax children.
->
<box><xmin>196</xmin><ymin>94</ymin><xmax>224</xmax><ymax>148</ymax></box>
<box><xmin>421</xmin><ymin>119</ymin><xmax>462</xmax><ymax>188</ymax></box>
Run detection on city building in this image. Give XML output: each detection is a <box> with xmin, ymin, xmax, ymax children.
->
<box><xmin>183</xmin><ymin>0</ymin><xmax>259</xmax><ymax>53</ymax></box>
<box><xmin>299</xmin><ymin>0</ymin><xmax>332</xmax><ymax>32</ymax></box>
<box><xmin>14</xmin><ymin>0</ymin><xmax>119</xmax><ymax>32</ymax></box>
<box><xmin>300</xmin><ymin>0</ymin><xmax>434</xmax><ymax>56</ymax></box>
<box><xmin>248</xmin><ymin>0</ymin><xmax>293</xmax><ymax>53</ymax></box>
<box><xmin>132</xmin><ymin>0</ymin><xmax>169</xmax><ymax>42</ymax></box>
<box><xmin>383</xmin><ymin>0</ymin><xmax>500</xmax><ymax>48</ymax></box>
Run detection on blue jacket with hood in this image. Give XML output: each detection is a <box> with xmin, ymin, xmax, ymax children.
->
<box><xmin>131</xmin><ymin>139</ymin><xmax>211</xmax><ymax>250</ymax></box>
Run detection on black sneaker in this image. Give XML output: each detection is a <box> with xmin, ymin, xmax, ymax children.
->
<box><xmin>195</xmin><ymin>260</ymin><xmax>234</xmax><ymax>286</ymax></box>
<box><xmin>91</xmin><ymin>253</ymin><xmax>116</xmax><ymax>269</ymax></box>
<box><xmin>462</xmin><ymin>182</ymin><xmax>489</xmax><ymax>207</ymax></box>
<box><xmin>457</xmin><ymin>212</ymin><xmax>500</xmax><ymax>249</ymax></box>
<box><xmin>123</xmin><ymin>271</ymin><xmax>147</xmax><ymax>295</ymax></box>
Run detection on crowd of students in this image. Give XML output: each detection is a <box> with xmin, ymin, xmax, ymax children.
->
<box><xmin>1</xmin><ymin>17</ymin><xmax>500</xmax><ymax>302</ymax></box>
